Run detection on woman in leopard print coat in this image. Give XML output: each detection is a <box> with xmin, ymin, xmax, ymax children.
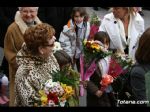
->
<box><xmin>14</xmin><ymin>23</ymin><xmax>60</xmax><ymax>106</ymax></box>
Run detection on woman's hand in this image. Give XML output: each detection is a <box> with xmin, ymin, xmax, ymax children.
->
<box><xmin>95</xmin><ymin>90</ymin><xmax>103</xmax><ymax>97</ymax></box>
<box><xmin>80</xmin><ymin>80</ymin><xmax>88</xmax><ymax>89</ymax></box>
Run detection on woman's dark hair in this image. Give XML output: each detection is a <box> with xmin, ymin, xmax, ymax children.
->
<box><xmin>53</xmin><ymin>50</ymin><xmax>72</xmax><ymax>68</ymax></box>
<box><xmin>71</xmin><ymin>7</ymin><xmax>89</xmax><ymax>22</ymax></box>
<box><xmin>94</xmin><ymin>31</ymin><xmax>110</xmax><ymax>45</ymax></box>
<box><xmin>135</xmin><ymin>28</ymin><xmax>150</xmax><ymax>64</ymax></box>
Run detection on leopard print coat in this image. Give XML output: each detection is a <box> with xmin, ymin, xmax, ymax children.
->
<box><xmin>14</xmin><ymin>44</ymin><xmax>60</xmax><ymax>106</ymax></box>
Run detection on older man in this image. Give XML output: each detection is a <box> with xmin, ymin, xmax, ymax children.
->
<box><xmin>4</xmin><ymin>7</ymin><xmax>42</xmax><ymax>106</ymax></box>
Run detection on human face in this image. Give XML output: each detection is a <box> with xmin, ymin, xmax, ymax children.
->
<box><xmin>42</xmin><ymin>36</ymin><xmax>56</xmax><ymax>58</ymax></box>
<box><xmin>104</xmin><ymin>40</ymin><xmax>109</xmax><ymax>50</ymax></box>
<box><xmin>74</xmin><ymin>11</ymin><xmax>84</xmax><ymax>25</ymax></box>
<box><xmin>20</xmin><ymin>7</ymin><xmax>38</xmax><ymax>24</ymax></box>
<box><xmin>112</xmin><ymin>7</ymin><xmax>128</xmax><ymax>20</ymax></box>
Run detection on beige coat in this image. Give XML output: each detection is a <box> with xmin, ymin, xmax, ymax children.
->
<box><xmin>4</xmin><ymin>11</ymin><xmax>41</xmax><ymax>106</ymax></box>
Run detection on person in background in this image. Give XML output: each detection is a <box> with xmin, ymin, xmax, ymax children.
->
<box><xmin>99</xmin><ymin>7</ymin><xmax>144</xmax><ymax>61</ymax></box>
<box><xmin>53</xmin><ymin>49</ymin><xmax>80</xmax><ymax>106</ymax></box>
<box><xmin>14</xmin><ymin>23</ymin><xmax>59</xmax><ymax>106</ymax></box>
<box><xmin>59</xmin><ymin>7</ymin><xmax>90</xmax><ymax>71</ymax></box>
<box><xmin>130</xmin><ymin>27</ymin><xmax>150</xmax><ymax>107</ymax></box>
<box><xmin>86</xmin><ymin>31</ymin><xmax>115</xmax><ymax>107</ymax></box>
<box><xmin>4</xmin><ymin>7</ymin><xmax>42</xmax><ymax>106</ymax></box>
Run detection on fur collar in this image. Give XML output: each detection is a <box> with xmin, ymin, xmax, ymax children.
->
<box><xmin>15</xmin><ymin>11</ymin><xmax>42</xmax><ymax>34</ymax></box>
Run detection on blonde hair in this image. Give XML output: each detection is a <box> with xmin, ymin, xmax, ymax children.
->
<box><xmin>18</xmin><ymin>7</ymin><xmax>39</xmax><ymax>11</ymax></box>
<box><xmin>110</xmin><ymin>7</ymin><xmax>136</xmax><ymax>15</ymax></box>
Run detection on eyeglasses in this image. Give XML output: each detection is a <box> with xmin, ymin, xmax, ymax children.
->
<box><xmin>44</xmin><ymin>43</ymin><xmax>54</xmax><ymax>47</ymax></box>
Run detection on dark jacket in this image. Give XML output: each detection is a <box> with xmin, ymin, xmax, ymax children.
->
<box><xmin>130</xmin><ymin>63</ymin><xmax>150</xmax><ymax>101</ymax></box>
<box><xmin>86</xmin><ymin>66</ymin><xmax>113</xmax><ymax>107</ymax></box>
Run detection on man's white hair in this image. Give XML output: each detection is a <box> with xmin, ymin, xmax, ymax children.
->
<box><xmin>18</xmin><ymin>7</ymin><xmax>39</xmax><ymax>11</ymax></box>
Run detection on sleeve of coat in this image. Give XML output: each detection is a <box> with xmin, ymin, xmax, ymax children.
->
<box><xmin>87</xmin><ymin>81</ymin><xmax>99</xmax><ymax>95</ymax></box>
<box><xmin>130</xmin><ymin>66</ymin><xmax>146</xmax><ymax>100</ymax></box>
<box><xmin>4</xmin><ymin>29</ymin><xmax>18</xmax><ymax>66</ymax></box>
<box><xmin>99</xmin><ymin>18</ymin><xmax>106</xmax><ymax>32</ymax></box>
<box><xmin>59</xmin><ymin>32</ymin><xmax>74</xmax><ymax>59</ymax></box>
<box><xmin>134</xmin><ymin>13</ymin><xmax>145</xmax><ymax>35</ymax></box>
<box><xmin>16</xmin><ymin>70</ymin><xmax>42</xmax><ymax>106</ymax></box>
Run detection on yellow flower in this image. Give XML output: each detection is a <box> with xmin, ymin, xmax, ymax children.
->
<box><xmin>41</xmin><ymin>96</ymin><xmax>48</xmax><ymax>106</ymax></box>
<box><xmin>64</xmin><ymin>86</ymin><xmax>74</xmax><ymax>96</ymax></box>
<box><xmin>39</xmin><ymin>90</ymin><xmax>48</xmax><ymax>106</ymax></box>
<box><xmin>91</xmin><ymin>43</ymin><xmax>101</xmax><ymax>50</ymax></box>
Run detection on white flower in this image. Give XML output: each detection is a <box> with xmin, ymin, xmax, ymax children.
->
<box><xmin>59</xmin><ymin>99</ymin><xmax>66</xmax><ymax>107</ymax></box>
<box><xmin>45</xmin><ymin>79</ymin><xmax>54</xmax><ymax>88</ymax></box>
<box><xmin>53</xmin><ymin>41</ymin><xmax>63</xmax><ymax>53</ymax></box>
<box><xmin>48</xmin><ymin>100</ymin><xmax>56</xmax><ymax>107</ymax></box>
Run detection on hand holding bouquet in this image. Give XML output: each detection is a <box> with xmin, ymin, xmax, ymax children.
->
<box><xmin>100</xmin><ymin>74</ymin><xmax>114</xmax><ymax>92</ymax></box>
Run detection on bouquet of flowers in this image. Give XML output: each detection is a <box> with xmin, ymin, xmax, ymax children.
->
<box><xmin>83</xmin><ymin>40</ymin><xmax>112</xmax><ymax>66</ymax></box>
<box><xmin>33</xmin><ymin>68</ymin><xmax>78</xmax><ymax>107</ymax></box>
<box><xmin>88</xmin><ymin>13</ymin><xmax>101</xmax><ymax>40</ymax></box>
<box><xmin>108</xmin><ymin>53</ymin><xmax>135</xmax><ymax>93</ymax></box>
<box><xmin>79</xmin><ymin>40</ymin><xmax>112</xmax><ymax>96</ymax></box>
<box><xmin>108</xmin><ymin>53</ymin><xmax>134</xmax><ymax>79</ymax></box>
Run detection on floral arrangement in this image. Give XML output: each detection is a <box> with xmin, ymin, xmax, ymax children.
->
<box><xmin>83</xmin><ymin>40</ymin><xmax>112</xmax><ymax>65</ymax></box>
<box><xmin>98</xmin><ymin>54</ymin><xmax>134</xmax><ymax>93</ymax></box>
<box><xmin>79</xmin><ymin>40</ymin><xmax>112</xmax><ymax>96</ymax></box>
<box><xmin>108</xmin><ymin>53</ymin><xmax>134</xmax><ymax>79</ymax></box>
<box><xmin>107</xmin><ymin>53</ymin><xmax>135</xmax><ymax>93</ymax></box>
<box><xmin>33</xmin><ymin>68</ymin><xmax>78</xmax><ymax>107</ymax></box>
<box><xmin>88</xmin><ymin>13</ymin><xmax>101</xmax><ymax>40</ymax></box>
<box><xmin>100</xmin><ymin>74</ymin><xmax>114</xmax><ymax>92</ymax></box>
<box><xmin>90</xmin><ymin>12</ymin><xmax>101</xmax><ymax>26</ymax></box>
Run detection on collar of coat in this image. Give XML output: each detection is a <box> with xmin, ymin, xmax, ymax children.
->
<box><xmin>104</xmin><ymin>12</ymin><xmax>143</xmax><ymax>23</ymax></box>
<box><xmin>63</xmin><ymin>19</ymin><xmax>75</xmax><ymax>32</ymax></box>
<box><xmin>14</xmin><ymin>11</ymin><xmax>42</xmax><ymax>34</ymax></box>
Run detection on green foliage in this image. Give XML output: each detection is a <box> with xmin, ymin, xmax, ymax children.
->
<box><xmin>51</xmin><ymin>67</ymin><xmax>79</xmax><ymax>88</ymax></box>
<box><xmin>90</xmin><ymin>12</ymin><xmax>101</xmax><ymax>26</ymax></box>
<box><xmin>82</xmin><ymin>41</ymin><xmax>112</xmax><ymax>66</ymax></box>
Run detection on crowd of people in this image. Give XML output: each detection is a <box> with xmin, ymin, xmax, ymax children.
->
<box><xmin>0</xmin><ymin>7</ymin><xmax>150</xmax><ymax>107</ymax></box>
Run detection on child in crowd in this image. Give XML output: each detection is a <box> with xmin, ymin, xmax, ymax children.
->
<box><xmin>59</xmin><ymin>7</ymin><xmax>90</xmax><ymax>71</ymax></box>
<box><xmin>86</xmin><ymin>31</ymin><xmax>115</xmax><ymax>107</ymax></box>
<box><xmin>53</xmin><ymin>49</ymin><xmax>80</xmax><ymax>107</ymax></box>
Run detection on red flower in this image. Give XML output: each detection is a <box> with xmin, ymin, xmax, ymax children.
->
<box><xmin>86</xmin><ymin>41</ymin><xmax>92</xmax><ymax>48</ymax></box>
<box><xmin>47</xmin><ymin>92</ymin><xmax>59</xmax><ymax>104</ymax></box>
<box><xmin>100</xmin><ymin>74</ymin><xmax>113</xmax><ymax>92</ymax></box>
<box><xmin>100</xmin><ymin>74</ymin><xmax>113</xmax><ymax>86</ymax></box>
